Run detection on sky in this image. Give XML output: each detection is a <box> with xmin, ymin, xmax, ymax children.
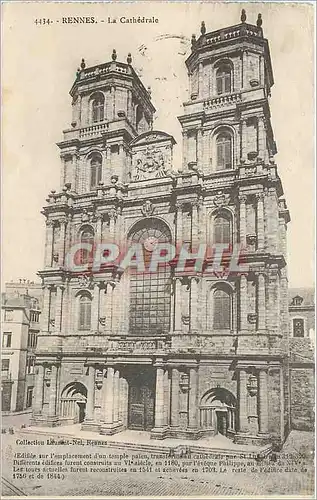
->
<box><xmin>2</xmin><ymin>1</ymin><xmax>315</xmax><ymax>288</ymax></box>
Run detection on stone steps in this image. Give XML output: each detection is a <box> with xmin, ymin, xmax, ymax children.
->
<box><xmin>20</xmin><ymin>427</ymin><xmax>272</xmax><ymax>458</ymax></box>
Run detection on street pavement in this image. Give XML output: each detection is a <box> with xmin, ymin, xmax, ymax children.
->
<box><xmin>1</xmin><ymin>428</ymin><xmax>314</xmax><ymax>497</ymax></box>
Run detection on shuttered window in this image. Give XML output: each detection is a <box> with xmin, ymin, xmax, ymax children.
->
<box><xmin>216</xmin><ymin>133</ymin><xmax>232</xmax><ymax>170</ymax></box>
<box><xmin>213</xmin><ymin>289</ymin><xmax>230</xmax><ymax>329</ymax></box>
<box><xmin>79</xmin><ymin>295</ymin><xmax>91</xmax><ymax>330</ymax></box>
<box><xmin>92</xmin><ymin>95</ymin><xmax>104</xmax><ymax>123</ymax></box>
<box><xmin>216</xmin><ymin>65</ymin><xmax>231</xmax><ymax>95</ymax></box>
<box><xmin>80</xmin><ymin>228</ymin><xmax>94</xmax><ymax>265</ymax></box>
<box><xmin>90</xmin><ymin>155</ymin><xmax>102</xmax><ymax>190</ymax></box>
<box><xmin>213</xmin><ymin>215</ymin><xmax>231</xmax><ymax>244</ymax></box>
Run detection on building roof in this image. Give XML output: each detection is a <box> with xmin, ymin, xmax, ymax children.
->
<box><xmin>2</xmin><ymin>293</ymin><xmax>40</xmax><ymax>310</ymax></box>
<box><xmin>288</xmin><ymin>287</ymin><xmax>315</xmax><ymax>307</ymax></box>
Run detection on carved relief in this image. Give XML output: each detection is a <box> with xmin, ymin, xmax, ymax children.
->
<box><xmin>213</xmin><ymin>192</ymin><xmax>230</xmax><ymax>207</ymax></box>
<box><xmin>132</xmin><ymin>145</ymin><xmax>168</xmax><ymax>180</ymax></box>
<box><xmin>78</xmin><ymin>275</ymin><xmax>94</xmax><ymax>289</ymax></box>
<box><xmin>141</xmin><ymin>200</ymin><xmax>155</xmax><ymax>217</ymax></box>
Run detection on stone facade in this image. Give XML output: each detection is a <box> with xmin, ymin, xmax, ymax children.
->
<box><xmin>32</xmin><ymin>14</ymin><xmax>292</xmax><ymax>449</ymax></box>
<box><xmin>1</xmin><ymin>291</ymin><xmax>41</xmax><ymax>412</ymax></box>
<box><xmin>288</xmin><ymin>288</ymin><xmax>315</xmax><ymax>431</ymax></box>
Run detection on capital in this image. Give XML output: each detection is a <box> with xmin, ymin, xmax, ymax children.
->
<box><xmin>175</xmin><ymin>201</ymin><xmax>184</xmax><ymax>211</ymax></box>
<box><xmin>256</xmin><ymin>192</ymin><xmax>264</xmax><ymax>202</ymax></box>
<box><xmin>108</xmin><ymin>208</ymin><xmax>117</xmax><ymax>221</ymax></box>
<box><xmin>238</xmin><ymin>194</ymin><xmax>247</xmax><ymax>204</ymax></box>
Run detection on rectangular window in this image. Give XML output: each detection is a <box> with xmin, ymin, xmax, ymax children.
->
<box><xmin>2</xmin><ymin>332</ymin><xmax>12</xmax><ymax>348</ymax></box>
<box><xmin>4</xmin><ymin>309</ymin><xmax>13</xmax><ymax>321</ymax></box>
<box><xmin>27</xmin><ymin>332</ymin><xmax>37</xmax><ymax>348</ymax></box>
<box><xmin>26</xmin><ymin>357</ymin><xmax>35</xmax><ymax>374</ymax></box>
<box><xmin>293</xmin><ymin>318</ymin><xmax>305</xmax><ymax>337</ymax></box>
<box><xmin>30</xmin><ymin>312</ymin><xmax>39</xmax><ymax>323</ymax></box>
<box><xmin>1</xmin><ymin>359</ymin><xmax>10</xmax><ymax>376</ymax></box>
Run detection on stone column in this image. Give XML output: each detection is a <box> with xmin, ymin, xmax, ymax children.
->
<box><xmin>96</xmin><ymin>214</ymin><xmax>103</xmax><ymax>243</ymax></box>
<box><xmin>182</xmin><ymin>130</ymin><xmax>188</xmax><ymax>170</ymax></box>
<box><xmin>240</xmin><ymin>274</ymin><xmax>248</xmax><ymax>331</ymax></box>
<box><xmin>71</xmin><ymin>154</ymin><xmax>78</xmax><ymax>191</ymax></box>
<box><xmin>176</xmin><ymin>202</ymin><xmax>183</xmax><ymax>247</ymax></box>
<box><xmin>111</xmin><ymin>86</ymin><xmax>116</xmax><ymax>120</ymax></box>
<box><xmin>198</xmin><ymin>62</ymin><xmax>203</xmax><ymax>98</ymax></box>
<box><xmin>197</xmin><ymin>128</ymin><xmax>204</xmax><ymax>171</ymax></box>
<box><xmin>241</xmin><ymin>119</ymin><xmax>248</xmax><ymax>162</ymax></box>
<box><xmin>239</xmin><ymin>194</ymin><xmax>247</xmax><ymax>248</ymax></box>
<box><xmin>188</xmin><ymin>367</ymin><xmax>198</xmax><ymax>429</ymax></box>
<box><xmin>190</xmin><ymin>277</ymin><xmax>199</xmax><ymax>331</ymax></box>
<box><xmin>58</xmin><ymin>218</ymin><xmax>67</xmax><ymax>266</ymax></box>
<box><xmin>258</xmin><ymin>116</ymin><xmax>266</xmax><ymax>161</ymax></box>
<box><xmin>109</xmin><ymin>209</ymin><xmax>116</xmax><ymax>242</ymax></box>
<box><xmin>54</xmin><ymin>285</ymin><xmax>64</xmax><ymax>334</ymax></box>
<box><xmin>242</xmin><ymin>51</ymin><xmax>248</xmax><ymax>88</ymax></box>
<box><xmin>238</xmin><ymin>369</ymin><xmax>248</xmax><ymax>432</ymax></box>
<box><xmin>127</xmin><ymin>89</ymin><xmax>133</xmax><ymax>123</ymax></box>
<box><xmin>44</xmin><ymin>221</ymin><xmax>54</xmax><ymax>268</ymax></box>
<box><xmin>154</xmin><ymin>366</ymin><xmax>165</xmax><ymax>428</ymax></box>
<box><xmin>91</xmin><ymin>284</ymin><xmax>100</xmax><ymax>332</ymax></box>
<box><xmin>33</xmin><ymin>364</ymin><xmax>44</xmax><ymax>414</ymax></box>
<box><xmin>171</xmin><ymin>368</ymin><xmax>180</xmax><ymax>428</ymax></box>
<box><xmin>163</xmin><ymin>369</ymin><xmax>169</xmax><ymax>427</ymax></box>
<box><xmin>174</xmin><ymin>278</ymin><xmax>182</xmax><ymax>331</ymax></box>
<box><xmin>279</xmin><ymin>217</ymin><xmax>287</xmax><ymax>257</ymax></box>
<box><xmin>256</xmin><ymin>192</ymin><xmax>265</xmax><ymax>250</ymax></box>
<box><xmin>103</xmin><ymin>367</ymin><xmax>114</xmax><ymax>425</ymax></box>
<box><xmin>41</xmin><ymin>286</ymin><xmax>51</xmax><ymax>333</ymax></box>
<box><xmin>258</xmin><ymin>369</ymin><xmax>269</xmax><ymax>433</ymax></box>
<box><xmin>191</xmin><ymin>202</ymin><xmax>199</xmax><ymax>250</ymax></box>
<box><xmin>113</xmin><ymin>369</ymin><xmax>120</xmax><ymax>423</ymax></box>
<box><xmin>85</xmin><ymin>365</ymin><xmax>96</xmax><ymax>421</ymax></box>
<box><xmin>48</xmin><ymin>364</ymin><xmax>58</xmax><ymax>419</ymax></box>
<box><xmin>257</xmin><ymin>273</ymin><xmax>266</xmax><ymax>331</ymax></box>
<box><xmin>268</xmin><ymin>187</ymin><xmax>279</xmax><ymax>253</ymax></box>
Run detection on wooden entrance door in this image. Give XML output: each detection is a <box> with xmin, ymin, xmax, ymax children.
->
<box><xmin>216</xmin><ymin>411</ymin><xmax>228</xmax><ymax>436</ymax></box>
<box><xmin>128</xmin><ymin>369</ymin><xmax>155</xmax><ymax>431</ymax></box>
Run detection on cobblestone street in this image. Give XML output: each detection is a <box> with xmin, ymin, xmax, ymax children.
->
<box><xmin>2</xmin><ymin>430</ymin><xmax>314</xmax><ymax>497</ymax></box>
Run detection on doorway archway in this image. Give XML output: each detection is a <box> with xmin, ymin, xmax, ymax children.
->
<box><xmin>200</xmin><ymin>387</ymin><xmax>236</xmax><ymax>436</ymax></box>
<box><xmin>60</xmin><ymin>382</ymin><xmax>87</xmax><ymax>423</ymax></box>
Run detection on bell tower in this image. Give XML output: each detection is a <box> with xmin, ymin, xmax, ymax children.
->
<box><xmin>58</xmin><ymin>50</ymin><xmax>155</xmax><ymax>191</ymax></box>
<box><xmin>179</xmin><ymin>10</ymin><xmax>276</xmax><ymax>174</ymax></box>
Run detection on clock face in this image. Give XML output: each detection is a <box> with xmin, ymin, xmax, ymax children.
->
<box><xmin>144</xmin><ymin>236</ymin><xmax>159</xmax><ymax>252</ymax></box>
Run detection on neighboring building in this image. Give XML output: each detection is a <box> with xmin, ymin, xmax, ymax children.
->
<box><xmin>1</xmin><ymin>292</ymin><xmax>41</xmax><ymax>412</ymax></box>
<box><xmin>5</xmin><ymin>279</ymin><xmax>43</xmax><ymax>308</ymax></box>
<box><xmin>288</xmin><ymin>288</ymin><xmax>315</xmax><ymax>431</ymax></box>
<box><xmin>33</xmin><ymin>12</ymin><xmax>292</xmax><ymax>450</ymax></box>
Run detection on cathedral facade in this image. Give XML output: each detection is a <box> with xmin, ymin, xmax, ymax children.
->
<box><xmin>32</xmin><ymin>12</ymin><xmax>291</xmax><ymax>449</ymax></box>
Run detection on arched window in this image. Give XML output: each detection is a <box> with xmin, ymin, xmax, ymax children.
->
<box><xmin>213</xmin><ymin>214</ymin><xmax>231</xmax><ymax>244</ymax></box>
<box><xmin>128</xmin><ymin>218</ymin><xmax>171</xmax><ymax>335</ymax></box>
<box><xmin>79</xmin><ymin>294</ymin><xmax>92</xmax><ymax>330</ymax></box>
<box><xmin>213</xmin><ymin>288</ymin><xmax>231</xmax><ymax>329</ymax></box>
<box><xmin>92</xmin><ymin>94</ymin><xmax>104</xmax><ymax>123</ymax></box>
<box><xmin>80</xmin><ymin>227</ymin><xmax>94</xmax><ymax>265</ymax></box>
<box><xmin>90</xmin><ymin>154</ymin><xmax>102</xmax><ymax>189</ymax></box>
<box><xmin>216</xmin><ymin>132</ymin><xmax>232</xmax><ymax>170</ymax></box>
<box><xmin>216</xmin><ymin>65</ymin><xmax>231</xmax><ymax>95</ymax></box>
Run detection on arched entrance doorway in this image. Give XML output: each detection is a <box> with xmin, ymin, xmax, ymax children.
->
<box><xmin>60</xmin><ymin>382</ymin><xmax>87</xmax><ymax>423</ymax></box>
<box><xmin>200</xmin><ymin>388</ymin><xmax>236</xmax><ymax>437</ymax></box>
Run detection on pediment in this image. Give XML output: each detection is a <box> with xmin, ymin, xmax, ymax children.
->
<box><xmin>130</xmin><ymin>130</ymin><xmax>176</xmax><ymax>147</ymax></box>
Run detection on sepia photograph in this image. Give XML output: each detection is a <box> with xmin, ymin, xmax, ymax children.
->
<box><xmin>1</xmin><ymin>1</ymin><xmax>315</xmax><ymax>498</ymax></box>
